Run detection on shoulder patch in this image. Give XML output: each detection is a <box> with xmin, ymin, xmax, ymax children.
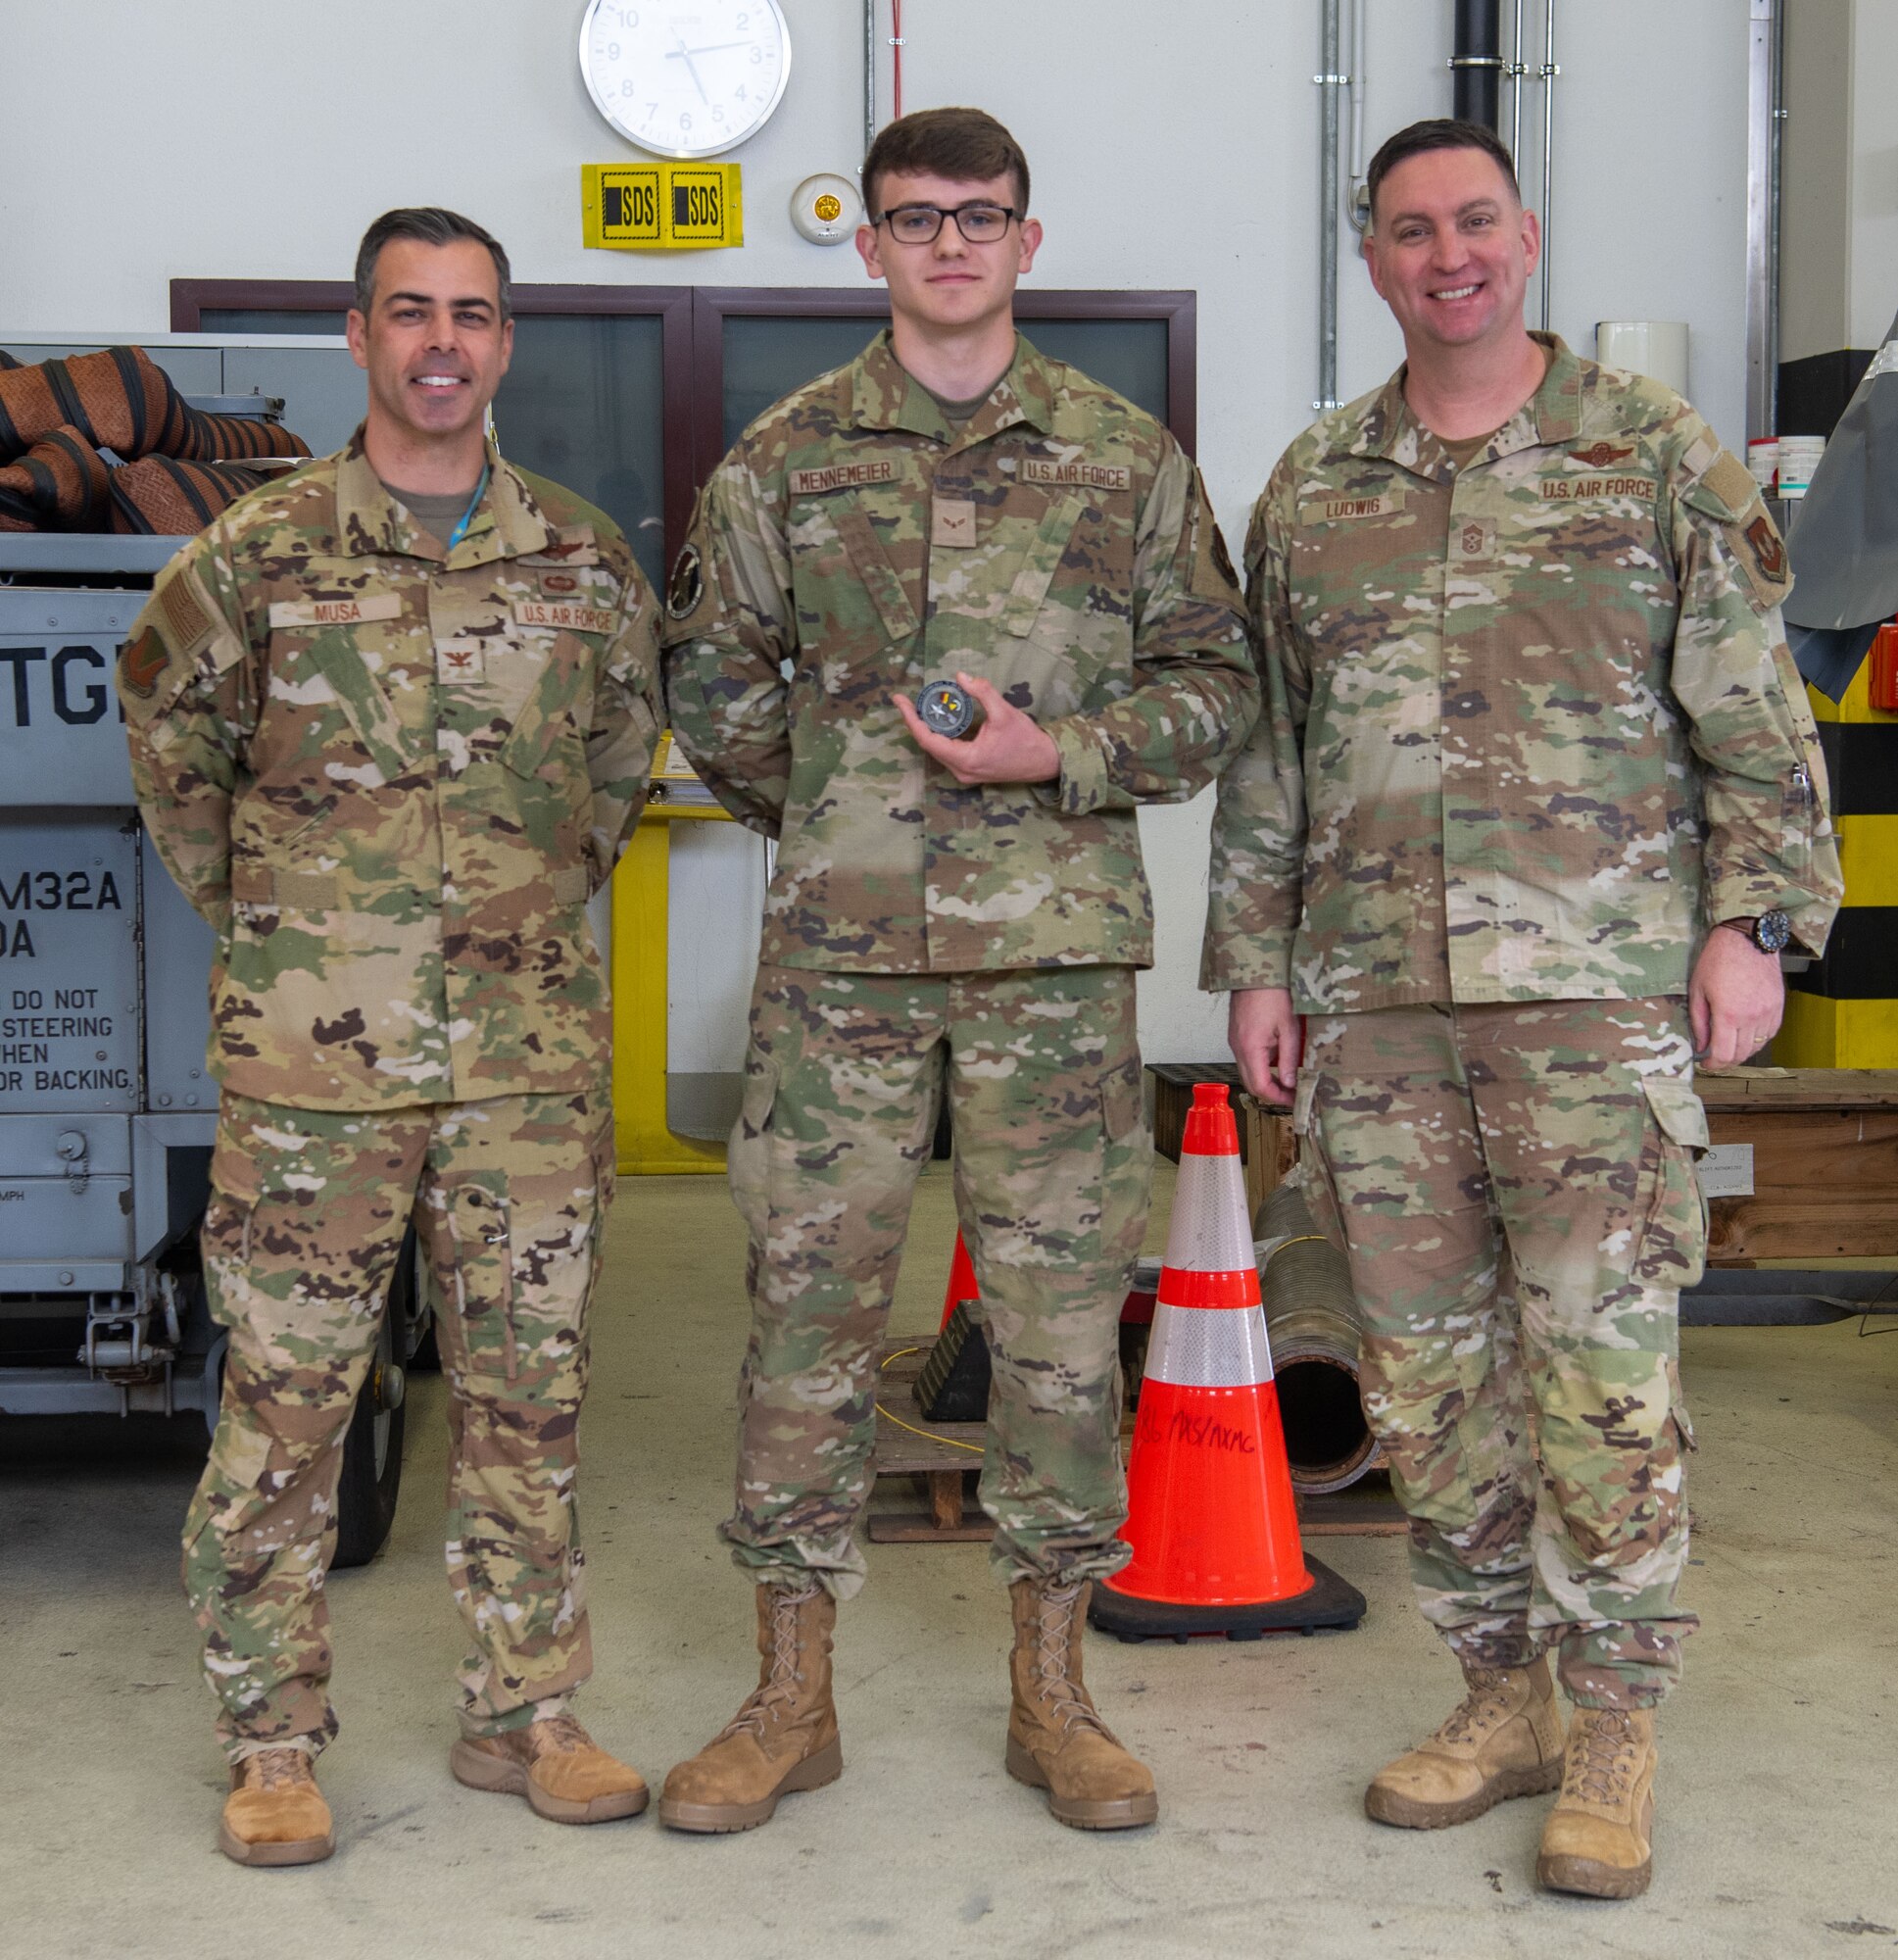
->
<box><xmin>159</xmin><ymin>570</ymin><xmax>213</xmax><ymax>655</ymax></box>
<box><xmin>667</xmin><ymin>543</ymin><xmax>705</xmax><ymax>621</ymax></box>
<box><xmin>120</xmin><ymin>625</ymin><xmax>170</xmax><ymax>699</ymax></box>
<box><xmin>1731</xmin><ymin>508</ymin><xmax>1792</xmax><ymax>610</ymax></box>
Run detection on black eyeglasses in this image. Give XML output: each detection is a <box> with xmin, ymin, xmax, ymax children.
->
<box><xmin>875</xmin><ymin>202</ymin><xmax>1019</xmax><ymax>245</ymax></box>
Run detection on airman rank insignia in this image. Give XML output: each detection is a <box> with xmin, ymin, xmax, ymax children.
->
<box><xmin>667</xmin><ymin>543</ymin><xmax>705</xmax><ymax>620</ymax></box>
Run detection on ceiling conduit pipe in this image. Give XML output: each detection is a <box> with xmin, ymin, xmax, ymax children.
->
<box><xmin>1506</xmin><ymin>0</ymin><xmax>1528</xmax><ymax>168</ymax></box>
<box><xmin>863</xmin><ymin>0</ymin><xmax>876</xmax><ymax>158</ymax></box>
<box><xmin>1345</xmin><ymin>0</ymin><xmax>1370</xmax><ymax>232</ymax></box>
<box><xmin>1450</xmin><ymin>0</ymin><xmax>1504</xmax><ymax>131</ymax></box>
<box><xmin>1316</xmin><ymin>0</ymin><xmax>1344</xmax><ymax>413</ymax></box>
<box><xmin>1537</xmin><ymin>0</ymin><xmax>1558</xmax><ymax>331</ymax></box>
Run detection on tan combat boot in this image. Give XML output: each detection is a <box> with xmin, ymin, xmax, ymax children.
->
<box><xmin>1365</xmin><ymin>1656</ymin><xmax>1566</xmax><ymax>1829</ymax></box>
<box><xmin>1537</xmin><ymin>1705</ymin><xmax>1658</xmax><ymax>1899</ymax></box>
<box><xmin>219</xmin><ymin>1746</ymin><xmax>335</xmax><ymax>1866</ymax></box>
<box><xmin>658</xmin><ymin>1580</ymin><xmax>843</xmax><ymax>1833</ymax></box>
<box><xmin>450</xmin><ymin>1714</ymin><xmax>649</xmax><ymax>1824</ymax></box>
<box><xmin>1006</xmin><ymin>1578</ymin><xmax>1158</xmax><ymax>1831</ymax></box>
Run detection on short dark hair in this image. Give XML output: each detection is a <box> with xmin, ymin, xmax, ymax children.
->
<box><xmin>862</xmin><ymin>107</ymin><xmax>1030</xmax><ymax>220</ymax></box>
<box><xmin>1366</xmin><ymin>119</ymin><xmax>1521</xmax><ymax>227</ymax></box>
<box><xmin>353</xmin><ymin>207</ymin><xmax>512</xmax><ymax>321</ymax></box>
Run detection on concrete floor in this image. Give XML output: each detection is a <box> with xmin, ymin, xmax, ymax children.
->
<box><xmin>5</xmin><ymin>1161</ymin><xmax>1896</xmax><ymax>1960</ymax></box>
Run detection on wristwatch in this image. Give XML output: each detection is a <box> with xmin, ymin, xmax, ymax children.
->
<box><xmin>1718</xmin><ymin>909</ymin><xmax>1793</xmax><ymax>955</ymax></box>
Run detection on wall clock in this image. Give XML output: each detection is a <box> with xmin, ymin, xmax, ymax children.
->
<box><xmin>579</xmin><ymin>1</ymin><xmax>792</xmax><ymax>159</ymax></box>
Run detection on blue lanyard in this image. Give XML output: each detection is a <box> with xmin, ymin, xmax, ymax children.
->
<box><xmin>445</xmin><ymin>465</ymin><xmax>490</xmax><ymax>555</ymax></box>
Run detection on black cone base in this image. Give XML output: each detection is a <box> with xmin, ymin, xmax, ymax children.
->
<box><xmin>1087</xmin><ymin>1556</ymin><xmax>1367</xmax><ymax>1642</ymax></box>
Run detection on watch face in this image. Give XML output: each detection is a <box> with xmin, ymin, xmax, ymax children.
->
<box><xmin>1756</xmin><ymin>908</ymin><xmax>1792</xmax><ymax>954</ymax></box>
<box><xmin>579</xmin><ymin>1</ymin><xmax>792</xmax><ymax>159</ymax></box>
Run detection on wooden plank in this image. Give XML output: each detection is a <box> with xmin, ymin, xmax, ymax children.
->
<box><xmin>866</xmin><ymin>1509</ymin><xmax>993</xmax><ymax>1544</ymax></box>
<box><xmin>1706</xmin><ymin>1106</ymin><xmax>1898</xmax><ymax>1260</ymax></box>
<box><xmin>1698</xmin><ymin>1065</ymin><xmax>1898</xmax><ymax>1111</ymax></box>
<box><xmin>1239</xmin><ymin>1096</ymin><xmax>1297</xmax><ymax>1223</ymax></box>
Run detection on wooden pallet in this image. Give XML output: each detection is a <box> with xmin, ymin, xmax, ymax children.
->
<box><xmin>864</xmin><ymin>1342</ymin><xmax>1406</xmax><ymax>1544</ymax></box>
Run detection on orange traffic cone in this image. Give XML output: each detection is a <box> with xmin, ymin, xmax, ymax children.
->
<box><xmin>1092</xmin><ymin>1083</ymin><xmax>1365</xmax><ymax>1642</ymax></box>
<box><xmin>940</xmin><ymin>1230</ymin><xmax>980</xmax><ymax>1332</ymax></box>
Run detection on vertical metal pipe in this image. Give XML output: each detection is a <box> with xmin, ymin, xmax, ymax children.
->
<box><xmin>1345</xmin><ymin>0</ymin><xmax>1369</xmax><ymax>229</ymax></box>
<box><xmin>863</xmin><ymin>0</ymin><xmax>877</xmax><ymax>161</ymax></box>
<box><xmin>1538</xmin><ymin>0</ymin><xmax>1556</xmax><ymax>330</ymax></box>
<box><xmin>1508</xmin><ymin>0</ymin><xmax>1526</xmax><ymax>168</ymax></box>
<box><xmin>1319</xmin><ymin>0</ymin><xmax>1340</xmax><ymax>412</ymax></box>
<box><xmin>1452</xmin><ymin>0</ymin><xmax>1503</xmax><ymax>130</ymax></box>
<box><xmin>1746</xmin><ymin>0</ymin><xmax>1783</xmax><ymax>438</ymax></box>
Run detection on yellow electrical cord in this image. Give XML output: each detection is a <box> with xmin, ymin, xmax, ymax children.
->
<box><xmin>874</xmin><ymin>1344</ymin><xmax>988</xmax><ymax>1455</ymax></box>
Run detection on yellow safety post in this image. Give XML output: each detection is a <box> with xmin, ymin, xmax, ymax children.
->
<box><xmin>1778</xmin><ymin>659</ymin><xmax>1898</xmax><ymax>1066</ymax></box>
<box><xmin>610</xmin><ymin>738</ymin><xmax>736</xmax><ymax>1175</ymax></box>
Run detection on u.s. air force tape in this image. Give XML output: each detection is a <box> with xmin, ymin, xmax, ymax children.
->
<box><xmin>667</xmin><ymin>543</ymin><xmax>704</xmax><ymax>620</ymax></box>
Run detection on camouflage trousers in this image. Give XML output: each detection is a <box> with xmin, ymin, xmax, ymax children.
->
<box><xmin>722</xmin><ymin>964</ymin><xmax>1150</xmax><ymax>1599</ymax></box>
<box><xmin>183</xmin><ymin>1088</ymin><xmax>614</xmax><ymax>1760</ymax></box>
<box><xmin>1293</xmin><ymin>1000</ymin><xmax>1707</xmax><ymax>1709</ymax></box>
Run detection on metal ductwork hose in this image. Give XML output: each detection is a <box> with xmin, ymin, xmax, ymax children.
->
<box><xmin>1255</xmin><ymin>1178</ymin><xmax>1383</xmax><ymax>1494</ymax></box>
<box><xmin>1451</xmin><ymin>0</ymin><xmax>1504</xmax><ymax>131</ymax></box>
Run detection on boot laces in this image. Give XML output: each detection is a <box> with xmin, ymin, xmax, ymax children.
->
<box><xmin>1032</xmin><ymin>1583</ymin><xmax>1111</xmax><ymax>1740</ymax></box>
<box><xmin>527</xmin><ymin>1714</ymin><xmax>593</xmax><ymax>1759</ymax></box>
<box><xmin>1436</xmin><ymin>1670</ymin><xmax>1518</xmax><ymax>1748</ymax></box>
<box><xmin>245</xmin><ymin>1747</ymin><xmax>315</xmax><ymax>1791</ymax></box>
<box><xmin>1563</xmin><ymin>1709</ymin><xmax>1639</xmax><ymax>1807</ymax></box>
<box><xmin>724</xmin><ymin>1582</ymin><xmax>821</xmax><ymax>1742</ymax></box>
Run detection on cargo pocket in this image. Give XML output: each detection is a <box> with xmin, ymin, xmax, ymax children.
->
<box><xmin>728</xmin><ymin>1054</ymin><xmax>780</xmax><ymax>1243</ymax></box>
<box><xmin>1633</xmin><ymin>1075</ymin><xmax>1711</xmax><ymax>1291</ymax></box>
<box><xmin>1290</xmin><ymin>1068</ymin><xmax>1346</xmax><ymax>1251</ymax></box>
<box><xmin>1667</xmin><ymin>1355</ymin><xmax>1698</xmax><ymax>1454</ymax></box>
<box><xmin>440</xmin><ymin>1175</ymin><xmax>518</xmax><ymax>1379</ymax></box>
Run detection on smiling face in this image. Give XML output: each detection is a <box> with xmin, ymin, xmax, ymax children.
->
<box><xmin>346</xmin><ymin>236</ymin><xmax>513</xmax><ymax>454</ymax></box>
<box><xmin>1365</xmin><ymin>146</ymin><xmax>1539</xmax><ymax>358</ymax></box>
<box><xmin>855</xmin><ymin>169</ymin><xmax>1042</xmax><ymax>337</ymax></box>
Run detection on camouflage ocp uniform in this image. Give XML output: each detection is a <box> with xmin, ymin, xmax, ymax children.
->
<box><xmin>118</xmin><ymin>431</ymin><xmax>661</xmax><ymax>1757</ymax></box>
<box><xmin>663</xmin><ymin>331</ymin><xmax>1256</xmax><ymax>1595</ymax></box>
<box><xmin>1203</xmin><ymin>336</ymin><xmax>1842</xmax><ymax>1708</ymax></box>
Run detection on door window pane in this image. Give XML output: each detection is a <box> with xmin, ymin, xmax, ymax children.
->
<box><xmin>720</xmin><ymin>314</ymin><xmax>1168</xmax><ymax>454</ymax></box>
<box><xmin>205</xmin><ymin>309</ymin><xmax>668</xmax><ymax>589</ymax></box>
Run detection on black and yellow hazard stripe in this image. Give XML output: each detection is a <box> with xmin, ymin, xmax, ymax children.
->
<box><xmin>1780</xmin><ymin>660</ymin><xmax>1898</xmax><ymax>1066</ymax></box>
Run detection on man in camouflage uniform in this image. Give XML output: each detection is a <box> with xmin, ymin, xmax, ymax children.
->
<box><xmin>1205</xmin><ymin>121</ymin><xmax>1841</xmax><ymax>1898</ymax></box>
<box><xmin>659</xmin><ymin>108</ymin><xmax>1256</xmax><ymax>1834</ymax></box>
<box><xmin>118</xmin><ymin>209</ymin><xmax>661</xmax><ymax>1865</ymax></box>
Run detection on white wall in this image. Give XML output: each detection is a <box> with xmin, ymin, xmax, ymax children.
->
<box><xmin>1783</xmin><ymin>0</ymin><xmax>1898</xmax><ymax>361</ymax></box>
<box><xmin>1849</xmin><ymin>1</ymin><xmax>1898</xmax><ymax>348</ymax></box>
<box><xmin>3</xmin><ymin>0</ymin><xmax>1755</xmax><ymax>1060</ymax></box>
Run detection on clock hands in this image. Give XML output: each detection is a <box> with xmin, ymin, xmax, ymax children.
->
<box><xmin>671</xmin><ymin>35</ymin><xmax>710</xmax><ymax>103</ymax></box>
<box><xmin>663</xmin><ymin>40</ymin><xmax>754</xmax><ymax>58</ymax></box>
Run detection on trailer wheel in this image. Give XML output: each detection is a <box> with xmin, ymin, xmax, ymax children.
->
<box><xmin>333</xmin><ymin>1244</ymin><xmax>414</xmax><ymax>1570</ymax></box>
